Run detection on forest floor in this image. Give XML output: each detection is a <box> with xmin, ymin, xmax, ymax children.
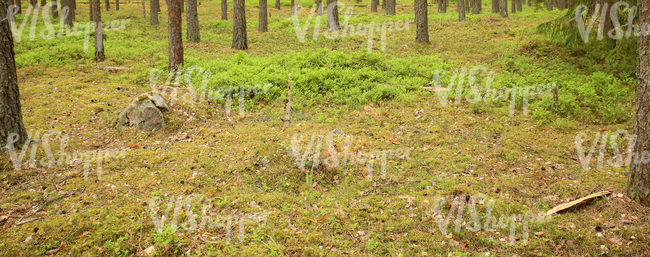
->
<box><xmin>1</xmin><ymin>0</ymin><xmax>649</xmax><ymax>256</ymax></box>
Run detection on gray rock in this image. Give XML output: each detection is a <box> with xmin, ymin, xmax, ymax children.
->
<box><xmin>118</xmin><ymin>93</ymin><xmax>169</xmax><ymax>131</ymax></box>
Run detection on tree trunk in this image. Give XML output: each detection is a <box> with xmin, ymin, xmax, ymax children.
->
<box><xmin>628</xmin><ymin>0</ymin><xmax>650</xmax><ymax>207</ymax></box>
<box><xmin>181</xmin><ymin>0</ymin><xmax>185</xmax><ymax>12</ymax></box>
<box><xmin>116</xmin><ymin>0</ymin><xmax>119</xmax><ymax>10</ymax></box>
<box><xmin>104</xmin><ymin>0</ymin><xmax>109</xmax><ymax>11</ymax></box>
<box><xmin>92</xmin><ymin>0</ymin><xmax>104</xmax><ymax>61</ymax></box>
<box><xmin>386</xmin><ymin>0</ymin><xmax>395</xmax><ymax>14</ymax></box>
<box><xmin>382</xmin><ymin>0</ymin><xmax>385</xmax><ymax>9</ymax></box>
<box><xmin>470</xmin><ymin>0</ymin><xmax>479</xmax><ymax>14</ymax></box>
<box><xmin>527</xmin><ymin>0</ymin><xmax>531</xmax><ymax>6</ymax></box>
<box><xmin>168</xmin><ymin>0</ymin><xmax>184</xmax><ymax>70</ymax></box>
<box><xmin>232</xmin><ymin>0</ymin><xmax>248</xmax><ymax>50</ymax></box>
<box><xmin>415</xmin><ymin>0</ymin><xmax>428</xmax><ymax>43</ymax></box>
<box><xmin>458</xmin><ymin>0</ymin><xmax>465</xmax><ymax>20</ymax></box>
<box><xmin>150</xmin><ymin>0</ymin><xmax>159</xmax><ymax>24</ymax></box>
<box><xmin>275</xmin><ymin>0</ymin><xmax>280</xmax><ymax>9</ymax></box>
<box><xmin>546</xmin><ymin>0</ymin><xmax>552</xmax><ymax>10</ymax></box>
<box><xmin>52</xmin><ymin>0</ymin><xmax>58</xmax><ymax>18</ymax></box>
<box><xmin>41</xmin><ymin>0</ymin><xmax>46</xmax><ymax>6</ymax></box>
<box><xmin>221</xmin><ymin>0</ymin><xmax>227</xmax><ymax>20</ymax></box>
<box><xmin>466</xmin><ymin>0</ymin><xmax>469</xmax><ymax>13</ymax></box>
<box><xmin>603</xmin><ymin>0</ymin><xmax>616</xmax><ymax>50</ymax></box>
<box><xmin>316</xmin><ymin>0</ymin><xmax>322</xmax><ymax>15</ymax></box>
<box><xmin>371</xmin><ymin>0</ymin><xmax>377</xmax><ymax>12</ymax></box>
<box><xmin>259</xmin><ymin>0</ymin><xmax>267</xmax><ymax>31</ymax></box>
<box><xmin>187</xmin><ymin>0</ymin><xmax>200</xmax><ymax>42</ymax></box>
<box><xmin>15</xmin><ymin>0</ymin><xmax>21</xmax><ymax>14</ymax></box>
<box><xmin>517</xmin><ymin>0</ymin><xmax>522</xmax><ymax>11</ymax></box>
<box><xmin>327</xmin><ymin>0</ymin><xmax>339</xmax><ymax>29</ymax></box>
<box><xmin>142</xmin><ymin>0</ymin><xmax>146</xmax><ymax>18</ymax></box>
<box><xmin>291</xmin><ymin>0</ymin><xmax>294</xmax><ymax>16</ymax></box>
<box><xmin>510</xmin><ymin>0</ymin><xmax>515</xmax><ymax>13</ymax></box>
<box><xmin>89</xmin><ymin>0</ymin><xmax>93</xmax><ymax>20</ymax></box>
<box><xmin>0</xmin><ymin>0</ymin><xmax>28</xmax><ymax>149</ymax></box>
<box><xmin>63</xmin><ymin>0</ymin><xmax>73</xmax><ymax>28</ymax></box>
<box><xmin>492</xmin><ymin>0</ymin><xmax>498</xmax><ymax>13</ymax></box>
<box><xmin>30</xmin><ymin>0</ymin><xmax>37</xmax><ymax>7</ymax></box>
<box><xmin>499</xmin><ymin>0</ymin><xmax>507</xmax><ymax>17</ymax></box>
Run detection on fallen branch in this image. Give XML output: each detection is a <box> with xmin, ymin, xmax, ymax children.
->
<box><xmin>546</xmin><ymin>191</ymin><xmax>612</xmax><ymax>216</ymax></box>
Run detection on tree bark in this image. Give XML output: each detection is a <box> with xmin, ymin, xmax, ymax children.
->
<box><xmin>259</xmin><ymin>0</ymin><xmax>267</xmax><ymax>31</ymax></box>
<box><xmin>628</xmin><ymin>0</ymin><xmax>650</xmax><ymax>208</ymax></box>
<box><xmin>221</xmin><ymin>0</ymin><xmax>227</xmax><ymax>20</ymax></box>
<box><xmin>150</xmin><ymin>0</ymin><xmax>159</xmax><ymax>24</ymax></box>
<box><xmin>510</xmin><ymin>0</ymin><xmax>515</xmax><ymax>13</ymax></box>
<box><xmin>371</xmin><ymin>0</ymin><xmax>377</xmax><ymax>12</ymax></box>
<box><xmin>232</xmin><ymin>0</ymin><xmax>248</xmax><ymax>50</ymax></box>
<box><xmin>52</xmin><ymin>0</ymin><xmax>58</xmax><ymax>18</ymax></box>
<box><xmin>92</xmin><ymin>0</ymin><xmax>104</xmax><ymax>61</ymax></box>
<box><xmin>499</xmin><ymin>0</ymin><xmax>507</xmax><ymax>17</ymax></box>
<box><xmin>275</xmin><ymin>0</ymin><xmax>280</xmax><ymax>9</ymax></box>
<box><xmin>168</xmin><ymin>0</ymin><xmax>184</xmax><ymax>70</ymax></box>
<box><xmin>0</xmin><ymin>0</ymin><xmax>28</xmax><ymax>149</ymax></box>
<box><xmin>62</xmin><ymin>0</ymin><xmax>73</xmax><ymax>28</ymax></box>
<box><xmin>470</xmin><ymin>0</ymin><xmax>479</xmax><ymax>14</ymax></box>
<box><xmin>15</xmin><ymin>0</ymin><xmax>21</xmax><ymax>14</ymax></box>
<box><xmin>517</xmin><ymin>0</ymin><xmax>522</xmax><ymax>11</ymax></box>
<box><xmin>187</xmin><ymin>0</ymin><xmax>200</xmax><ymax>42</ymax></box>
<box><xmin>458</xmin><ymin>0</ymin><xmax>465</xmax><ymax>20</ymax></box>
<box><xmin>415</xmin><ymin>0</ymin><xmax>428</xmax><ymax>43</ymax></box>
<box><xmin>386</xmin><ymin>0</ymin><xmax>395</xmax><ymax>14</ymax></box>
<box><xmin>546</xmin><ymin>0</ymin><xmax>552</xmax><ymax>10</ymax></box>
<box><xmin>316</xmin><ymin>0</ymin><xmax>322</xmax><ymax>15</ymax></box>
<box><xmin>602</xmin><ymin>0</ymin><xmax>616</xmax><ymax>50</ymax></box>
<box><xmin>116</xmin><ymin>0</ymin><xmax>119</xmax><ymax>10</ymax></box>
<box><xmin>89</xmin><ymin>0</ymin><xmax>93</xmax><ymax>21</ymax></box>
<box><xmin>327</xmin><ymin>0</ymin><xmax>339</xmax><ymax>29</ymax></box>
<box><xmin>291</xmin><ymin>0</ymin><xmax>294</xmax><ymax>16</ymax></box>
<box><xmin>41</xmin><ymin>0</ymin><xmax>46</xmax><ymax>6</ymax></box>
<box><xmin>142</xmin><ymin>0</ymin><xmax>146</xmax><ymax>18</ymax></box>
<box><xmin>30</xmin><ymin>0</ymin><xmax>37</xmax><ymax>7</ymax></box>
<box><xmin>492</xmin><ymin>0</ymin><xmax>498</xmax><ymax>13</ymax></box>
<box><xmin>104</xmin><ymin>0</ymin><xmax>109</xmax><ymax>11</ymax></box>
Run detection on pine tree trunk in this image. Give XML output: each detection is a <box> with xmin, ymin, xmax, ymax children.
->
<box><xmin>458</xmin><ymin>0</ymin><xmax>465</xmax><ymax>20</ymax></box>
<box><xmin>371</xmin><ymin>0</ymin><xmax>377</xmax><ymax>12</ymax></box>
<box><xmin>15</xmin><ymin>0</ymin><xmax>21</xmax><ymax>14</ymax></box>
<box><xmin>41</xmin><ymin>0</ymin><xmax>46</xmax><ymax>6</ymax></box>
<box><xmin>168</xmin><ymin>0</ymin><xmax>184</xmax><ymax>70</ymax></box>
<box><xmin>142</xmin><ymin>0</ymin><xmax>146</xmax><ymax>18</ymax></box>
<box><xmin>316</xmin><ymin>0</ymin><xmax>322</xmax><ymax>15</ymax></box>
<box><xmin>116</xmin><ymin>0</ymin><xmax>119</xmax><ymax>10</ymax></box>
<box><xmin>104</xmin><ymin>0</ymin><xmax>109</xmax><ymax>11</ymax></box>
<box><xmin>492</xmin><ymin>0</ymin><xmax>498</xmax><ymax>13</ymax></box>
<box><xmin>628</xmin><ymin>0</ymin><xmax>650</xmax><ymax>208</ymax></box>
<box><xmin>150</xmin><ymin>0</ymin><xmax>159</xmax><ymax>24</ymax></box>
<box><xmin>546</xmin><ymin>0</ymin><xmax>552</xmax><ymax>10</ymax></box>
<box><xmin>221</xmin><ymin>0</ymin><xmax>227</xmax><ymax>20</ymax></box>
<box><xmin>386</xmin><ymin>0</ymin><xmax>395</xmax><ymax>14</ymax></box>
<box><xmin>327</xmin><ymin>0</ymin><xmax>339</xmax><ymax>29</ymax></box>
<box><xmin>52</xmin><ymin>0</ymin><xmax>58</xmax><ymax>18</ymax></box>
<box><xmin>92</xmin><ymin>0</ymin><xmax>105</xmax><ymax>61</ymax></box>
<box><xmin>187</xmin><ymin>0</ymin><xmax>200</xmax><ymax>42</ymax></box>
<box><xmin>603</xmin><ymin>0</ymin><xmax>616</xmax><ymax>49</ymax></box>
<box><xmin>382</xmin><ymin>0</ymin><xmax>385</xmax><ymax>10</ymax></box>
<box><xmin>30</xmin><ymin>0</ymin><xmax>36</xmax><ymax>7</ymax></box>
<box><xmin>259</xmin><ymin>0</ymin><xmax>267</xmax><ymax>32</ymax></box>
<box><xmin>471</xmin><ymin>0</ymin><xmax>479</xmax><ymax>14</ymax></box>
<box><xmin>415</xmin><ymin>0</ymin><xmax>428</xmax><ymax>43</ymax></box>
<box><xmin>0</xmin><ymin>0</ymin><xmax>28</xmax><ymax>149</ymax></box>
<box><xmin>89</xmin><ymin>0</ymin><xmax>93</xmax><ymax>20</ymax></box>
<box><xmin>517</xmin><ymin>0</ymin><xmax>522</xmax><ymax>11</ymax></box>
<box><xmin>232</xmin><ymin>0</ymin><xmax>248</xmax><ymax>50</ymax></box>
<box><xmin>466</xmin><ymin>0</ymin><xmax>470</xmax><ymax>13</ymax></box>
<box><xmin>510</xmin><ymin>0</ymin><xmax>515</xmax><ymax>13</ymax></box>
<box><xmin>499</xmin><ymin>0</ymin><xmax>507</xmax><ymax>17</ymax></box>
<box><xmin>291</xmin><ymin>0</ymin><xmax>294</xmax><ymax>16</ymax></box>
<box><xmin>275</xmin><ymin>0</ymin><xmax>280</xmax><ymax>9</ymax></box>
<box><xmin>63</xmin><ymin>0</ymin><xmax>73</xmax><ymax>28</ymax></box>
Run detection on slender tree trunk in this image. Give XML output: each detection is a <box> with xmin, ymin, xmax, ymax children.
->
<box><xmin>415</xmin><ymin>0</ymin><xmax>428</xmax><ymax>43</ymax></box>
<box><xmin>187</xmin><ymin>0</ymin><xmax>200</xmax><ymax>42</ymax></box>
<box><xmin>52</xmin><ymin>0</ymin><xmax>58</xmax><ymax>18</ymax></box>
<box><xmin>327</xmin><ymin>0</ymin><xmax>339</xmax><ymax>29</ymax></box>
<box><xmin>142</xmin><ymin>0</ymin><xmax>146</xmax><ymax>18</ymax></box>
<box><xmin>92</xmin><ymin>0</ymin><xmax>104</xmax><ymax>61</ymax></box>
<box><xmin>466</xmin><ymin>0</ymin><xmax>469</xmax><ymax>13</ymax></box>
<box><xmin>602</xmin><ymin>0</ymin><xmax>616</xmax><ymax>50</ymax></box>
<box><xmin>492</xmin><ymin>0</ymin><xmax>498</xmax><ymax>13</ymax></box>
<box><xmin>150</xmin><ymin>0</ymin><xmax>159</xmax><ymax>24</ymax></box>
<box><xmin>63</xmin><ymin>0</ymin><xmax>73</xmax><ymax>28</ymax></box>
<box><xmin>116</xmin><ymin>0</ymin><xmax>119</xmax><ymax>10</ymax></box>
<box><xmin>259</xmin><ymin>0</ymin><xmax>267</xmax><ymax>32</ymax></box>
<box><xmin>499</xmin><ymin>0</ymin><xmax>507</xmax><ymax>17</ymax></box>
<box><xmin>628</xmin><ymin>0</ymin><xmax>650</xmax><ymax>208</ymax></box>
<box><xmin>382</xmin><ymin>0</ymin><xmax>385</xmax><ymax>9</ymax></box>
<box><xmin>0</xmin><ymin>0</ymin><xmax>28</xmax><ymax>149</ymax></box>
<box><xmin>41</xmin><ymin>0</ymin><xmax>46</xmax><ymax>6</ymax></box>
<box><xmin>275</xmin><ymin>0</ymin><xmax>280</xmax><ymax>9</ymax></box>
<box><xmin>517</xmin><ymin>0</ymin><xmax>522</xmax><ymax>11</ymax></box>
<box><xmin>89</xmin><ymin>0</ymin><xmax>93</xmax><ymax>21</ymax></box>
<box><xmin>232</xmin><ymin>0</ymin><xmax>248</xmax><ymax>50</ymax></box>
<box><xmin>168</xmin><ymin>0</ymin><xmax>184</xmax><ymax>70</ymax></box>
<box><xmin>316</xmin><ymin>0</ymin><xmax>322</xmax><ymax>15</ymax></box>
<box><xmin>546</xmin><ymin>0</ymin><xmax>552</xmax><ymax>10</ymax></box>
<box><xmin>471</xmin><ymin>0</ymin><xmax>479</xmax><ymax>14</ymax></box>
<box><xmin>510</xmin><ymin>0</ymin><xmax>515</xmax><ymax>13</ymax></box>
<box><xmin>386</xmin><ymin>0</ymin><xmax>395</xmax><ymax>14</ymax></box>
<box><xmin>30</xmin><ymin>0</ymin><xmax>37</xmax><ymax>7</ymax></box>
<box><xmin>371</xmin><ymin>0</ymin><xmax>377</xmax><ymax>12</ymax></box>
<box><xmin>181</xmin><ymin>0</ymin><xmax>185</xmax><ymax>12</ymax></box>
<box><xmin>104</xmin><ymin>0</ymin><xmax>109</xmax><ymax>11</ymax></box>
<box><xmin>291</xmin><ymin>0</ymin><xmax>294</xmax><ymax>16</ymax></box>
<box><xmin>221</xmin><ymin>0</ymin><xmax>227</xmax><ymax>20</ymax></box>
<box><xmin>15</xmin><ymin>0</ymin><xmax>21</xmax><ymax>14</ymax></box>
<box><xmin>458</xmin><ymin>0</ymin><xmax>465</xmax><ymax>20</ymax></box>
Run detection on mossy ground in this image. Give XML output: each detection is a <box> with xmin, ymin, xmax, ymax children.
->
<box><xmin>1</xmin><ymin>0</ymin><xmax>649</xmax><ymax>256</ymax></box>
